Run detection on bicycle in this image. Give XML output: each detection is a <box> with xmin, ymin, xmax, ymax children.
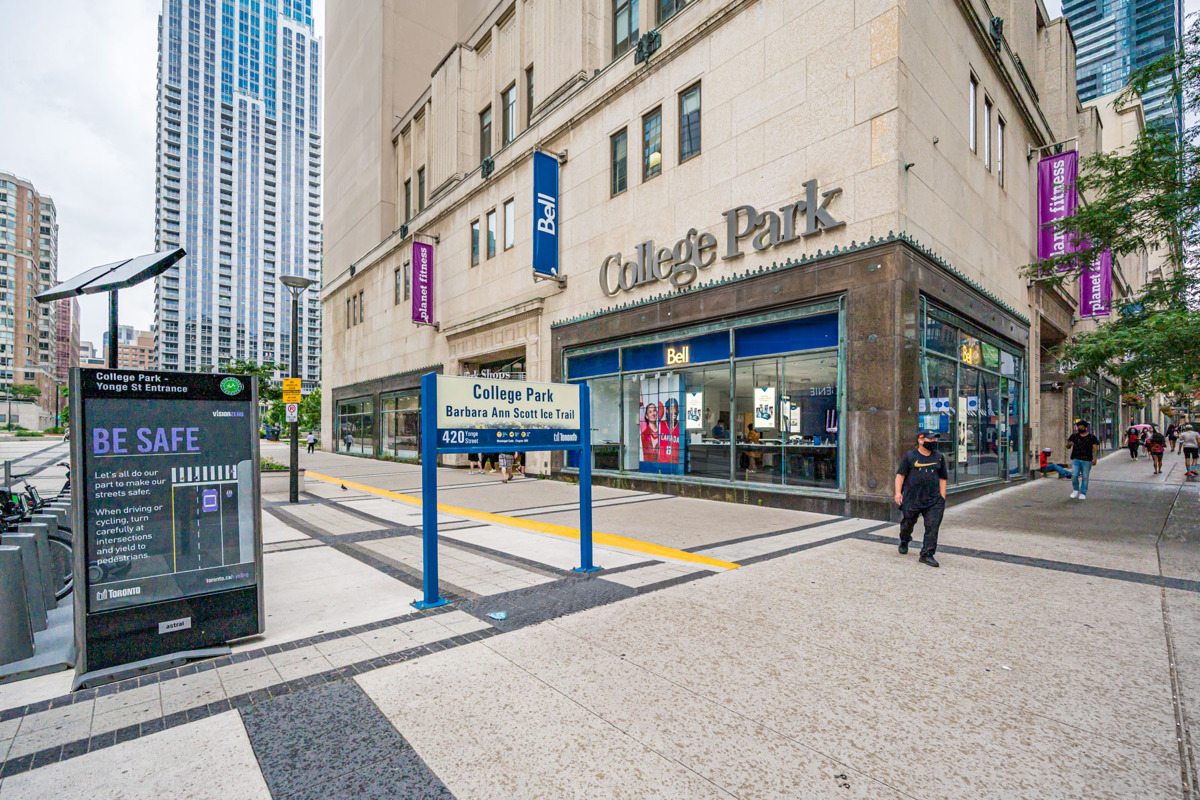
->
<box><xmin>3</xmin><ymin>464</ymin><xmax>74</xmax><ymax>600</ymax></box>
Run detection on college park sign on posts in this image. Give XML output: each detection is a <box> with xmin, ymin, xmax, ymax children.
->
<box><xmin>417</xmin><ymin>373</ymin><xmax>594</xmax><ymax>609</ymax></box>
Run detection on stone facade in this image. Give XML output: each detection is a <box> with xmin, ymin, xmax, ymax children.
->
<box><xmin>322</xmin><ymin>0</ymin><xmax>1164</xmax><ymax>510</ymax></box>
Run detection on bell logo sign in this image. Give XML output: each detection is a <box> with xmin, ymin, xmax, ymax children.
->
<box><xmin>666</xmin><ymin>346</ymin><xmax>690</xmax><ymax>365</ymax></box>
<box><xmin>536</xmin><ymin>192</ymin><xmax>556</xmax><ymax>236</ymax></box>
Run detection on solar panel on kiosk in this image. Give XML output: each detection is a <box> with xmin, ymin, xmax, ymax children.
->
<box><xmin>34</xmin><ymin>248</ymin><xmax>185</xmax><ymax>303</ymax></box>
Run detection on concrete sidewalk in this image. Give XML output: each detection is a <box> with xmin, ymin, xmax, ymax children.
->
<box><xmin>0</xmin><ymin>443</ymin><xmax>1195</xmax><ymax>798</ymax></box>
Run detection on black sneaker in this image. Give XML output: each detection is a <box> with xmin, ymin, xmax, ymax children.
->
<box><xmin>919</xmin><ymin>554</ymin><xmax>940</xmax><ymax>568</ymax></box>
<box><xmin>898</xmin><ymin>543</ymin><xmax>909</xmax><ymax>555</ymax></box>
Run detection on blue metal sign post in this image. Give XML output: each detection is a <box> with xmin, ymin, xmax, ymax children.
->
<box><xmin>413</xmin><ymin>372</ymin><xmax>595</xmax><ymax>610</ymax></box>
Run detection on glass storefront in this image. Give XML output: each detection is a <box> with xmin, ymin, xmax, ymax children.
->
<box><xmin>380</xmin><ymin>391</ymin><xmax>421</xmax><ymax>459</ymax></box>
<box><xmin>564</xmin><ymin>302</ymin><xmax>843</xmax><ymax>491</ymax></box>
<box><xmin>335</xmin><ymin>397</ymin><xmax>375</xmax><ymax>456</ymax></box>
<box><xmin>919</xmin><ymin>300</ymin><xmax>1026</xmax><ymax>484</ymax></box>
<box><xmin>1073</xmin><ymin>374</ymin><xmax>1119</xmax><ymax>450</ymax></box>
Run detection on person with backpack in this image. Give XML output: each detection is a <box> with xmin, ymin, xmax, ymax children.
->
<box><xmin>1147</xmin><ymin>427</ymin><xmax>1167</xmax><ymax>475</ymax></box>
<box><xmin>894</xmin><ymin>430</ymin><xmax>948</xmax><ymax>568</ymax></box>
<box><xmin>306</xmin><ymin>431</ymin><xmax>317</xmax><ymax>454</ymax></box>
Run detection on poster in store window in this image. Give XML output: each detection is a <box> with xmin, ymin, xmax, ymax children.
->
<box><xmin>957</xmin><ymin>397</ymin><xmax>969</xmax><ymax>463</ymax></box>
<box><xmin>753</xmin><ymin>386</ymin><xmax>776</xmax><ymax>429</ymax></box>
<box><xmin>639</xmin><ymin>375</ymin><xmax>684</xmax><ymax>474</ymax></box>
<box><xmin>685</xmin><ymin>391</ymin><xmax>704</xmax><ymax>430</ymax></box>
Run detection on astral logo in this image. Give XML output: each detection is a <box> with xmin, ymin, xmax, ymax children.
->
<box><xmin>220</xmin><ymin>377</ymin><xmax>244</xmax><ymax>396</ymax></box>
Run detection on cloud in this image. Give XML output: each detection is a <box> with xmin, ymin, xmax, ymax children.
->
<box><xmin>0</xmin><ymin>0</ymin><xmax>160</xmax><ymax>346</ymax></box>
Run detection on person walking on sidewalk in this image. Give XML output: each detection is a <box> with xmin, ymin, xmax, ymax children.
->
<box><xmin>1126</xmin><ymin>427</ymin><xmax>1140</xmax><ymax>460</ymax></box>
<box><xmin>894</xmin><ymin>430</ymin><xmax>948</xmax><ymax>568</ymax></box>
<box><xmin>1148</xmin><ymin>428</ymin><xmax>1167</xmax><ymax>474</ymax></box>
<box><xmin>1168</xmin><ymin>422</ymin><xmax>1179</xmax><ymax>453</ymax></box>
<box><xmin>1179</xmin><ymin>425</ymin><xmax>1200</xmax><ymax>477</ymax></box>
<box><xmin>306</xmin><ymin>431</ymin><xmax>316</xmax><ymax>454</ymax></box>
<box><xmin>1067</xmin><ymin>420</ymin><xmax>1101</xmax><ymax>499</ymax></box>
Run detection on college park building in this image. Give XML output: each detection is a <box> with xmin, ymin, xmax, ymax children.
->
<box><xmin>322</xmin><ymin>0</ymin><xmax>1162</xmax><ymax>519</ymax></box>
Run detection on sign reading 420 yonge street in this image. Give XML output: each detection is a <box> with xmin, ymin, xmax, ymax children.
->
<box><xmin>436</xmin><ymin>374</ymin><xmax>581</xmax><ymax>449</ymax></box>
<box><xmin>70</xmin><ymin>368</ymin><xmax>263</xmax><ymax>680</ymax></box>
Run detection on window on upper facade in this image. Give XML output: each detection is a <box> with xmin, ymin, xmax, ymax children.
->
<box><xmin>358</xmin><ymin>291</ymin><xmax>364</xmax><ymax>321</ymax></box>
<box><xmin>643</xmin><ymin>107</ymin><xmax>662</xmax><ymax>180</ymax></box>
<box><xmin>502</xmin><ymin>84</ymin><xmax>517</xmax><ymax>146</ymax></box>
<box><xmin>417</xmin><ymin>167</ymin><xmax>426</xmax><ymax>211</ymax></box>
<box><xmin>969</xmin><ymin>75</ymin><xmax>978</xmax><ymax>153</ymax></box>
<box><xmin>679</xmin><ymin>83</ymin><xmax>701</xmax><ymax>162</ymax></box>
<box><xmin>613</xmin><ymin>0</ymin><xmax>639</xmax><ymax>59</ymax></box>
<box><xmin>504</xmin><ymin>199</ymin><xmax>515</xmax><ymax>249</ymax></box>
<box><xmin>404</xmin><ymin>179</ymin><xmax>412</xmax><ymax>221</ymax></box>
<box><xmin>983</xmin><ymin>96</ymin><xmax>992</xmax><ymax>170</ymax></box>
<box><xmin>404</xmin><ymin>263</ymin><xmax>411</xmax><ymax>299</ymax></box>
<box><xmin>611</xmin><ymin>128</ymin><xmax>628</xmax><ymax>195</ymax></box>
<box><xmin>997</xmin><ymin>116</ymin><xmax>1006</xmax><ymax>187</ymax></box>
<box><xmin>658</xmin><ymin>0</ymin><xmax>687</xmax><ymax>23</ymax></box>
<box><xmin>480</xmin><ymin>106</ymin><xmax>493</xmax><ymax>161</ymax></box>
<box><xmin>395</xmin><ymin>268</ymin><xmax>404</xmax><ymax>305</ymax></box>
<box><xmin>471</xmin><ymin>220</ymin><xmax>480</xmax><ymax>266</ymax></box>
<box><xmin>526</xmin><ymin>66</ymin><xmax>534</xmax><ymax>127</ymax></box>
<box><xmin>486</xmin><ymin>209</ymin><xmax>497</xmax><ymax>258</ymax></box>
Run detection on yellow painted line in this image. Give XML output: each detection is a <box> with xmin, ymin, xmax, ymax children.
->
<box><xmin>306</xmin><ymin>470</ymin><xmax>741</xmax><ymax>570</ymax></box>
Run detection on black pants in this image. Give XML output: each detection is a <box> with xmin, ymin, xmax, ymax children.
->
<box><xmin>307</xmin><ymin>442</ymin><xmax>314</xmax><ymax>454</ymax></box>
<box><xmin>1129</xmin><ymin>442</ymin><xmax>1139</xmax><ymax>458</ymax></box>
<box><xmin>899</xmin><ymin>500</ymin><xmax>944</xmax><ymax>557</ymax></box>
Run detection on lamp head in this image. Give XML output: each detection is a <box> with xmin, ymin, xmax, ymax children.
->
<box><xmin>279</xmin><ymin>274</ymin><xmax>314</xmax><ymax>291</ymax></box>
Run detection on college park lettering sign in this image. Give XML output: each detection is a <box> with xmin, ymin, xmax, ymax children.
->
<box><xmin>599</xmin><ymin>179</ymin><xmax>844</xmax><ymax>296</ymax></box>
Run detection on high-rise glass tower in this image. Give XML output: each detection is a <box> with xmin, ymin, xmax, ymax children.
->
<box><xmin>1062</xmin><ymin>0</ymin><xmax>1184</xmax><ymax>134</ymax></box>
<box><xmin>153</xmin><ymin>0</ymin><xmax>322</xmax><ymax>383</ymax></box>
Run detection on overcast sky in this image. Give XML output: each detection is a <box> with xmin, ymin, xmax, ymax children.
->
<box><xmin>0</xmin><ymin>0</ymin><xmax>1188</xmax><ymax>347</ymax></box>
<box><xmin>0</xmin><ymin>0</ymin><xmax>324</xmax><ymax>348</ymax></box>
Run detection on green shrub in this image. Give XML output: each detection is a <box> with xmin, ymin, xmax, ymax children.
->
<box><xmin>260</xmin><ymin>456</ymin><xmax>288</xmax><ymax>472</ymax></box>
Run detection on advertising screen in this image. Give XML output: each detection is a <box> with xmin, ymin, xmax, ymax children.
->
<box><xmin>79</xmin><ymin>372</ymin><xmax>258</xmax><ymax>613</ymax></box>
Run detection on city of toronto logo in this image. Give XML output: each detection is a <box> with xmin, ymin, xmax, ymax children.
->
<box><xmin>220</xmin><ymin>377</ymin><xmax>244</xmax><ymax>396</ymax></box>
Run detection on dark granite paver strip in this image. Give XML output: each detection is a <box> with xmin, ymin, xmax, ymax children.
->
<box><xmin>854</xmin><ymin>530</ymin><xmax>1200</xmax><ymax>592</ymax></box>
<box><xmin>240</xmin><ymin>678</ymin><xmax>453</xmax><ymax>799</ymax></box>
<box><xmin>734</xmin><ymin>523</ymin><xmax>894</xmax><ymax>566</ymax></box>
<box><xmin>457</xmin><ymin>575</ymin><xmax>639</xmax><ymax>633</ymax></box>
<box><xmin>681</xmin><ymin>515</ymin><xmax>852</xmax><ymax>552</ymax></box>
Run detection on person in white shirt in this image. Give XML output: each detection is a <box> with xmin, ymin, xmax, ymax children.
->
<box><xmin>1178</xmin><ymin>425</ymin><xmax>1200</xmax><ymax>477</ymax></box>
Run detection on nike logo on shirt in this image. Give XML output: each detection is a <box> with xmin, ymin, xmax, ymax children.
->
<box><xmin>914</xmin><ymin>461</ymin><xmax>937</xmax><ymax>467</ymax></box>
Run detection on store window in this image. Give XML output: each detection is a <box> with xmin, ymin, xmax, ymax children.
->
<box><xmin>380</xmin><ymin>391</ymin><xmax>420</xmax><ymax>460</ymax></box>
<box><xmin>565</xmin><ymin>306</ymin><xmax>842</xmax><ymax>491</ymax></box>
<box><xmin>335</xmin><ymin>397</ymin><xmax>374</xmax><ymax>456</ymax></box>
<box><xmin>919</xmin><ymin>300</ymin><xmax>1025</xmax><ymax>485</ymax></box>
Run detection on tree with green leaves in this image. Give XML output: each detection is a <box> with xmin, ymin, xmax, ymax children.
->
<box><xmin>300</xmin><ymin>386</ymin><xmax>321</xmax><ymax>431</ymax></box>
<box><xmin>1024</xmin><ymin>16</ymin><xmax>1200</xmax><ymax>401</ymax></box>
<box><xmin>10</xmin><ymin>385</ymin><xmax>40</xmax><ymax>401</ymax></box>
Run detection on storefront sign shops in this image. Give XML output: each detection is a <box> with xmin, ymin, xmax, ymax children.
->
<box><xmin>599</xmin><ymin>179</ymin><xmax>845</xmax><ymax>296</ymax></box>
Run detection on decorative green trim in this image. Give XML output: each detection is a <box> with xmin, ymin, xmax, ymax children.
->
<box><xmin>550</xmin><ymin>232</ymin><xmax>1031</xmax><ymax>329</ymax></box>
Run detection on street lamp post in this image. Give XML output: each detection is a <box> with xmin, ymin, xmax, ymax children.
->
<box><xmin>279</xmin><ymin>274</ymin><xmax>314</xmax><ymax>504</ymax></box>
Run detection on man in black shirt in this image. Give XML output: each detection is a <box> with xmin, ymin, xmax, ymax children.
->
<box><xmin>894</xmin><ymin>430</ymin><xmax>949</xmax><ymax>567</ymax></box>
<box><xmin>1066</xmin><ymin>419</ymin><xmax>1100</xmax><ymax>499</ymax></box>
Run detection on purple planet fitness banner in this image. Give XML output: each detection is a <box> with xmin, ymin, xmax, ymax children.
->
<box><xmin>1080</xmin><ymin>250</ymin><xmax>1113</xmax><ymax>318</ymax></box>
<box><xmin>412</xmin><ymin>241</ymin><xmax>433</xmax><ymax>325</ymax></box>
<box><xmin>1037</xmin><ymin>151</ymin><xmax>1079</xmax><ymax>261</ymax></box>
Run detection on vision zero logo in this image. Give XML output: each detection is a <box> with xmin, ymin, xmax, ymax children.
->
<box><xmin>95</xmin><ymin>586</ymin><xmax>141</xmax><ymax>601</ymax></box>
<box><xmin>219</xmin><ymin>377</ymin><xmax>244</xmax><ymax>396</ymax></box>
